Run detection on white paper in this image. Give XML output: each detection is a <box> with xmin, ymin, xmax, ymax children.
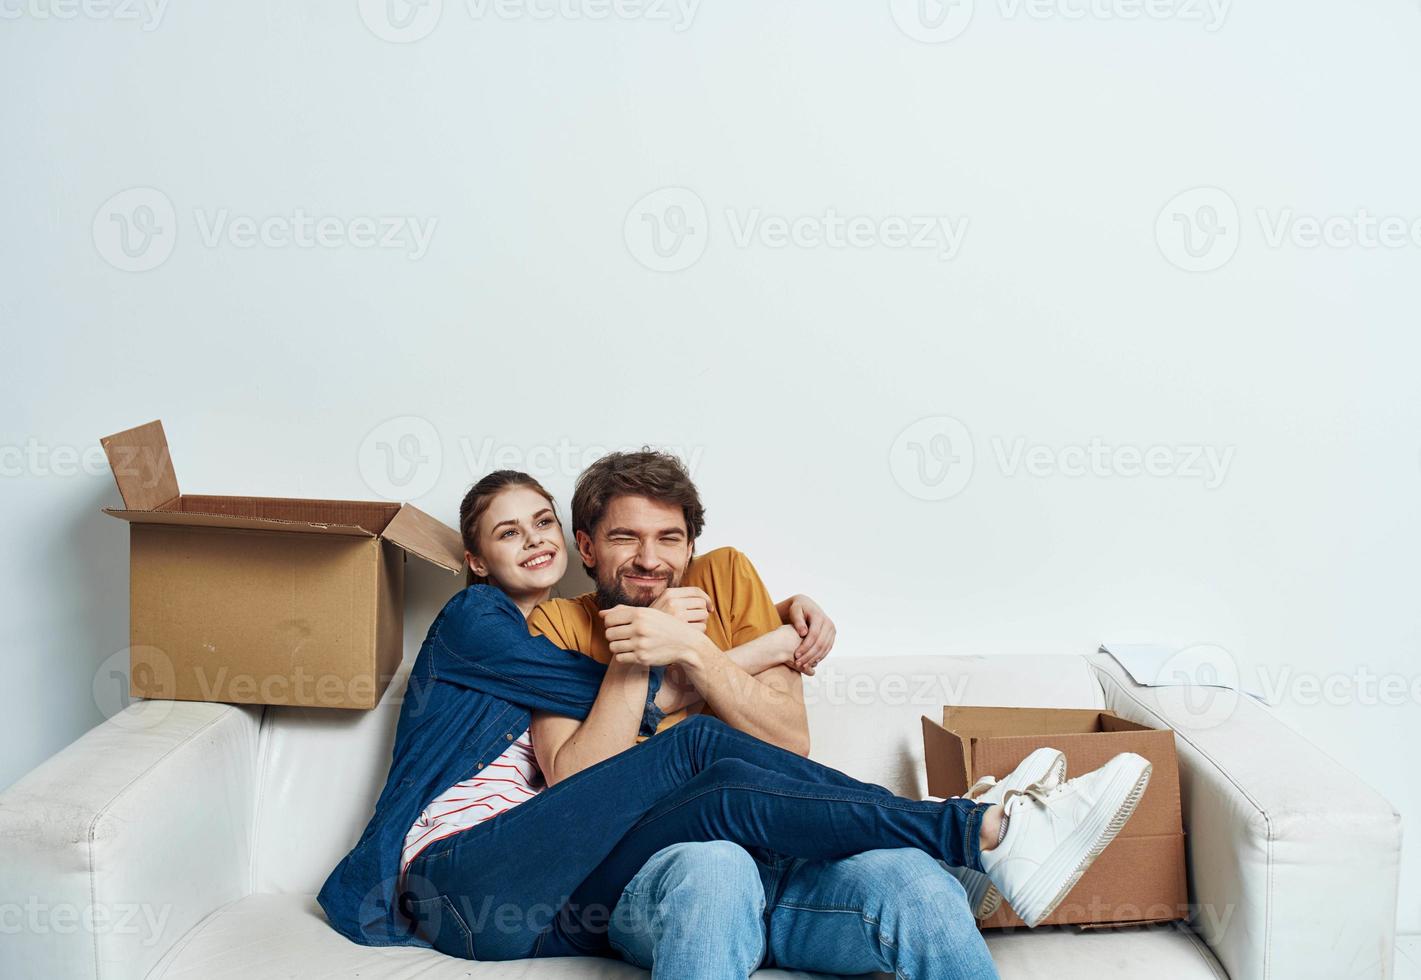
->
<box><xmin>1099</xmin><ymin>641</ymin><xmax>1264</xmax><ymax>701</ymax></box>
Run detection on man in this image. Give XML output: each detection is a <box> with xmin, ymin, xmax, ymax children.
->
<box><xmin>526</xmin><ymin>450</ymin><xmax>995</xmax><ymax>980</ymax></box>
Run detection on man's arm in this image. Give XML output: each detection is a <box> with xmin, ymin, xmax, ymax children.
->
<box><xmin>603</xmin><ymin>606</ymin><xmax>810</xmax><ymax>756</ymax></box>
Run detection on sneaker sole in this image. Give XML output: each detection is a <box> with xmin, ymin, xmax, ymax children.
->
<box><xmin>1014</xmin><ymin>759</ymin><xmax>1152</xmax><ymax>928</ymax></box>
<box><xmin>977</xmin><ymin>882</ymin><xmax>1002</xmax><ymax>918</ymax></box>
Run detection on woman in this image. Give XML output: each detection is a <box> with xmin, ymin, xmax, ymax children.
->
<box><xmin>318</xmin><ymin>471</ymin><xmax>1151</xmax><ymax>964</ymax></box>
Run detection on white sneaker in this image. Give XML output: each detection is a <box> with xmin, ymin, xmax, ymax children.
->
<box><xmin>979</xmin><ymin>752</ymin><xmax>1152</xmax><ymax>928</ymax></box>
<box><xmin>933</xmin><ymin>747</ymin><xmax>1066</xmax><ymax>918</ymax></box>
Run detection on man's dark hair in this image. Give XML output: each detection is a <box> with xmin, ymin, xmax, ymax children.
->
<box><xmin>571</xmin><ymin>449</ymin><xmax>706</xmax><ymax>553</ymax></box>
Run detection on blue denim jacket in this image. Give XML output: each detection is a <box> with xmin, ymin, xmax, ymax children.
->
<box><xmin>317</xmin><ymin>584</ymin><xmax>664</xmax><ymax>947</ymax></box>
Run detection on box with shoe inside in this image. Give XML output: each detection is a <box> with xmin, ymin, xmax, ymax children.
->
<box><xmin>921</xmin><ymin>706</ymin><xmax>1188</xmax><ymax>929</ymax></box>
<box><xmin>100</xmin><ymin>419</ymin><xmax>466</xmax><ymax>710</ymax></box>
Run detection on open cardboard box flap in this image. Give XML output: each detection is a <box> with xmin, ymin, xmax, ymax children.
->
<box><xmin>100</xmin><ymin>419</ymin><xmax>463</xmax><ymax>572</ymax></box>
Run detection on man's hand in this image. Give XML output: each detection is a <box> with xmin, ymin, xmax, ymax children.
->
<box><xmin>780</xmin><ymin>594</ymin><xmax>836</xmax><ymax>673</ymax></box>
<box><xmin>601</xmin><ymin>606</ymin><xmax>710</xmax><ymax>667</ymax></box>
<box><xmin>652</xmin><ymin>586</ymin><xmax>713</xmax><ymax>633</ymax></box>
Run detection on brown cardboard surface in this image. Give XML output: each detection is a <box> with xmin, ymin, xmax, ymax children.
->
<box><xmin>104</xmin><ymin>508</ymin><xmax>377</xmax><ymax>538</ymax></box>
<box><xmin>979</xmin><ymin>834</ymin><xmax>1189</xmax><ymax>929</ymax></box>
<box><xmin>175</xmin><ymin>494</ymin><xmax>399</xmax><ymax>533</ymax></box>
<box><xmin>922</xmin><ymin>706</ymin><xmax>1188</xmax><ymax>928</ymax></box>
<box><xmin>383</xmin><ymin>503</ymin><xmax>466</xmax><ymax>573</ymax></box>
<box><xmin>103</xmin><ymin>419</ymin><xmax>463</xmax><ymax>709</ymax></box>
<box><xmin>130</xmin><ymin>525</ymin><xmax>388</xmax><ymax>709</ymax></box>
<box><xmin>101</xmin><ymin>419</ymin><xmax>179</xmax><ymax>510</ymax></box>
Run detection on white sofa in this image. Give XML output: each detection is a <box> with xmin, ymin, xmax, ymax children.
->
<box><xmin>0</xmin><ymin>652</ymin><xmax>1402</xmax><ymax>979</ymax></box>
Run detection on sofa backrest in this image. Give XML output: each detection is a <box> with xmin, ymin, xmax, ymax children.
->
<box><xmin>249</xmin><ymin>654</ymin><xmax>1105</xmax><ymax>895</ymax></box>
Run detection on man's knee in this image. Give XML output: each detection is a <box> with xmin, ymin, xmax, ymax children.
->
<box><xmin>856</xmin><ymin>850</ymin><xmax>977</xmax><ymax>934</ymax></box>
<box><xmin>610</xmin><ymin>842</ymin><xmax>766</xmax><ymax>968</ymax></box>
<box><xmin>641</xmin><ymin>841</ymin><xmax>763</xmax><ymax>907</ymax></box>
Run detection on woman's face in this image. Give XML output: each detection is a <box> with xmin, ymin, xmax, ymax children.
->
<box><xmin>467</xmin><ymin>486</ymin><xmax>568</xmax><ymax>596</ymax></box>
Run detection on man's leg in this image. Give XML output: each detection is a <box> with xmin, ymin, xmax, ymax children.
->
<box><xmin>764</xmin><ymin>849</ymin><xmax>998</xmax><ymax>980</ymax></box>
<box><xmin>607</xmin><ymin>842</ymin><xmax>767</xmax><ymax>979</ymax></box>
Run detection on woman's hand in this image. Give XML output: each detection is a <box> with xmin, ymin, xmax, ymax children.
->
<box><xmin>780</xmin><ymin>594</ymin><xmax>836</xmax><ymax>673</ymax></box>
<box><xmin>601</xmin><ymin>605</ymin><xmax>710</xmax><ymax>667</ymax></box>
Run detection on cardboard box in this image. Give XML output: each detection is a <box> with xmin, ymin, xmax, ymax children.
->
<box><xmin>922</xmin><ymin>706</ymin><xmax>1188</xmax><ymax>929</ymax></box>
<box><xmin>101</xmin><ymin>420</ymin><xmax>465</xmax><ymax>709</ymax></box>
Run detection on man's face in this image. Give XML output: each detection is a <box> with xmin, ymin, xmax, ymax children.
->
<box><xmin>577</xmin><ymin>494</ymin><xmax>693</xmax><ymax>609</ymax></box>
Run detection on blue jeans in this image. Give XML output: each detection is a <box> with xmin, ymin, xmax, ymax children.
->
<box><xmin>608</xmin><ymin>842</ymin><xmax>998</xmax><ymax>979</ymax></box>
<box><xmin>403</xmin><ymin>715</ymin><xmax>990</xmax><ymax>961</ymax></box>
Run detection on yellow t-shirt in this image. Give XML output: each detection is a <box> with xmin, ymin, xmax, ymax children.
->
<box><xmin>527</xmin><ymin>546</ymin><xmax>782</xmax><ymax>735</ymax></box>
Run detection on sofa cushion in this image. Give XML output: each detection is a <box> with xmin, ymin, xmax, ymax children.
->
<box><xmin>147</xmin><ymin>894</ymin><xmax>1226</xmax><ymax>979</ymax></box>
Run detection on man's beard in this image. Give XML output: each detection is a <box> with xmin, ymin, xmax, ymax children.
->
<box><xmin>592</xmin><ymin>564</ymin><xmax>683</xmax><ymax>610</ymax></box>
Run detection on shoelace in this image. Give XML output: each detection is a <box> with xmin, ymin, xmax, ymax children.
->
<box><xmin>999</xmin><ymin>777</ymin><xmax>1069</xmax><ymax>816</ymax></box>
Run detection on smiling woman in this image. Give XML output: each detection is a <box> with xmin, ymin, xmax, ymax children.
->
<box><xmin>458</xmin><ymin>471</ymin><xmax>567</xmax><ymax>616</ymax></box>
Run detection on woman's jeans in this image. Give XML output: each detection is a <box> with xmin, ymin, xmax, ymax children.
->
<box><xmin>402</xmin><ymin>714</ymin><xmax>990</xmax><ymax>961</ymax></box>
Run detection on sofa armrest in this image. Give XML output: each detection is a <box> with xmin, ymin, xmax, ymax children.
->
<box><xmin>1088</xmin><ymin>653</ymin><xmax>1402</xmax><ymax>980</ymax></box>
<box><xmin>0</xmin><ymin>700</ymin><xmax>261</xmax><ymax>980</ymax></box>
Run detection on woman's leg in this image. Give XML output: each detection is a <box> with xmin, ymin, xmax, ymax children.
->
<box><xmin>405</xmin><ymin>715</ymin><xmax>981</xmax><ymax>960</ymax></box>
<box><xmin>548</xmin><ymin>755</ymin><xmax>987</xmax><ymax>955</ymax></box>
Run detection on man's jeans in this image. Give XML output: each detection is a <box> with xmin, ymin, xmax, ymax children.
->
<box><xmin>608</xmin><ymin>842</ymin><xmax>998</xmax><ymax>979</ymax></box>
<box><xmin>406</xmin><ymin>715</ymin><xmax>990</xmax><ymax>961</ymax></box>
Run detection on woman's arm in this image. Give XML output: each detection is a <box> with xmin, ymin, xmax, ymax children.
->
<box><xmin>654</xmin><ymin>624</ymin><xmax>801</xmax><ymax>714</ymax></box>
<box><xmin>775</xmin><ymin>594</ymin><xmax>836</xmax><ymax>673</ymax></box>
<box><xmin>430</xmin><ymin>587</ymin><xmax>664</xmax><ymax>734</ymax></box>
